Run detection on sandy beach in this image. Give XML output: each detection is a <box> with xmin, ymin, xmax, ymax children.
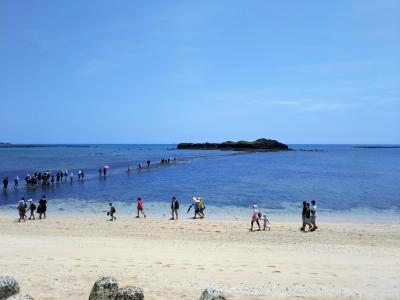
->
<box><xmin>0</xmin><ymin>214</ymin><xmax>399</xmax><ymax>300</ymax></box>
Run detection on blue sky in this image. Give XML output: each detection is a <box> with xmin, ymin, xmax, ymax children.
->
<box><xmin>0</xmin><ymin>0</ymin><xmax>399</xmax><ymax>144</ymax></box>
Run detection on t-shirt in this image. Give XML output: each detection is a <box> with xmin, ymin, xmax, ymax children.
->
<box><xmin>252</xmin><ymin>210</ymin><xmax>259</xmax><ymax>221</ymax></box>
<box><xmin>311</xmin><ymin>205</ymin><xmax>317</xmax><ymax>216</ymax></box>
<box><xmin>302</xmin><ymin>207</ymin><xmax>307</xmax><ymax>216</ymax></box>
<box><xmin>137</xmin><ymin>200</ymin><xmax>143</xmax><ymax>210</ymax></box>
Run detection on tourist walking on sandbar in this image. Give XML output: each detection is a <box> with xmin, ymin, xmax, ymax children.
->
<box><xmin>107</xmin><ymin>203</ymin><xmax>116</xmax><ymax>221</ymax></box>
<box><xmin>250</xmin><ymin>204</ymin><xmax>261</xmax><ymax>231</ymax></box>
<box><xmin>136</xmin><ymin>197</ymin><xmax>146</xmax><ymax>218</ymax></box>
<box><xmin>2</xmin><ymin>177</ymin><xmax>8</xmax><ymax>191</ymax></box>
<box><xmin>14</xmin><ymin>176</ymin><xmax>19</xmax><ymax>189</ymax></box>
<box><xmin>146</xmin><ymin>160</ymin><xmax>150</xmax><ymax>168</ymax></box>
<box><xmin>28</xmin><ymin>199</ymin><xmax>36</xmax><ymax>220</ymax></box>
<box><xmin>310</xmin><ymin>200</ymin><xmax>318</xmax><ymax>231</ymax></box>
<box><xmin>37</xmin><ymin>195</ymin><xmax>47</xmax><ymax>219</ymax></box>
<box><xmin>170</xmin><ymin>196</ymin><xmax>179</xmax><ymax>220</ymax></box>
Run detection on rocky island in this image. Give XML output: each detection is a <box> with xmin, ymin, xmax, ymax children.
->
<box><xmin>177</xmin><ymin>138</ymin><xmax>289</xmax><ymax>151</ymax></box>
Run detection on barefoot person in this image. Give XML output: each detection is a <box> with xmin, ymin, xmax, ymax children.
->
<box><xmin>310</xmin><ymin>200</ymin><xmax>318</xmax><ymax>231</ymax></box>
<box><xmin>250</xmin><ymin>204</ymin><xmax>261</xmax><ymax>231</ymax></box>
<box><xmin>170</xmin><ymin>196</ymin><xmax>179</xmax><ymax>220</ymax></box>
<box><xmin>107</xmin><ymin>203</ymin><xmax>116</xmax><ymax>221</ymax></box>
<box><xmin>136</xmin><ymin>197</ymin><xmax>146</xmax><ymax>218</ymax></box>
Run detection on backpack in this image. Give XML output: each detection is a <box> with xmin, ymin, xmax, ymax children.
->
<box><xmin>175</xmin><ymin>200</ymin><xmax>179</xmax><ymax>209</ymax></box>
<box><xmin>111</xmin><ymin>206</ymin><xmax>116</xmax><ymax>213</ymax></box>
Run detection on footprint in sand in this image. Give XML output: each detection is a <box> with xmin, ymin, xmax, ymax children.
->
<box><xmin>272</xmin><ymin>270</ymin><xmax>281</xmax><ymax>273</ymax></box>
<box><xmin>267</xmin><ymin>265</ymin><xmax>276</xmax><ymax>268</ymax></box>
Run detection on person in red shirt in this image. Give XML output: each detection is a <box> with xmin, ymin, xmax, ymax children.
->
<box><xmin>136</xmin><ymin>197</ymin><xmax>146</xmax><ymax>218</ymax></box>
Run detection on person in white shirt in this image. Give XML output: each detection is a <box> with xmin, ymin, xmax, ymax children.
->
<box><xmin>310</xmin><ymin>200</ymin><xmax>318</xmax><ymax>231</ymax></box>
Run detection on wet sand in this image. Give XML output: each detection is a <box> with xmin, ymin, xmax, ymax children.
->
<box><xmin>0</xmin><ymin>215</ymin><xmax>399</xmax><ymax>299</ymax></box>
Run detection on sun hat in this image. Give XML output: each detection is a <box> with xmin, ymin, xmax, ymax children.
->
<box><xmin>193</xmin><ymin>197</ymin><xmax>201</xmax><ymax>203</ymax></box>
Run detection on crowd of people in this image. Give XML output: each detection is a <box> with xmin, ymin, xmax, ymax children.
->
<box><xmin>2</xmin><ymin>169</ymin><xmax>86</xmax><ymax>192</ymax></box>
<box><xmin>6</xmin><ymin>161</ymin><xmax>319</xmax><ymax>233</ymax></box>
<box><xmin>13</xmin><ymin>193</ymin><xmax>319</xmax><ymax>233</ymax></box>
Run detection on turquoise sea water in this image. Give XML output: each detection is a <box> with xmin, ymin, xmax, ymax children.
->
<box><xmin>0</xmin><ymin>144</ymin><xmax>399</xmax><ymax>221</ymax></box>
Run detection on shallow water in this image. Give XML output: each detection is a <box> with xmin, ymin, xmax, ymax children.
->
<box><xmin>0</xmin><ymin>144</ymin><xmax>399</xmax><ymax>221</ymax></box>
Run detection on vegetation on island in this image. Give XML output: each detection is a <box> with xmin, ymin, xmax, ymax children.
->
<box><xmin>177</xmin><ymin>138</ymin><xmax>289</xmax><ymax>151</ymax></box>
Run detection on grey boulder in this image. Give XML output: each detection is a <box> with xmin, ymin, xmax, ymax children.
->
<box><xmin>0</xmin><ymin>276</ymin><xmax>20</xmax><ymax>300</ymax></box>
<box><xmin>116</xmin><ymin>286</ymin><xmax>144</xmax><ymax>300</ymax></box>
<box><xmin>199</xmin><ymin>288</ymin><xmax>226</xmax><ymax>300</ymax></box>
<box><xmin>88</xmin><ymin>276</ymin><xmax>119</xmax><ymax>300</ymax></box>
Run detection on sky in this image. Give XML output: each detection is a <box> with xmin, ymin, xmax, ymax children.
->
<box><xmin>0</xmin><ymin>0</ymin><xmax>399</xmax><ymax>144</ymax></box>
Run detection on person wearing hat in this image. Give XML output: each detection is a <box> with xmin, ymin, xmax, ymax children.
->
<box><xmin>192</xmin><ymin>197</ymin><xmax>203</xmax><ymax>219</ymax></box>
<box><xmin>28</xmin><ymin>199</ymin><xmax>36</xmax><ymax>220</ymax></box>
<box><xmin>250</xmin><ymin>204</ymin><xmax>261</xmax><ymax>231</ymax></box>
<box><xmin>170</xmin><ymin>196</ymin><xmax>179</xmax><ymax>220</ymax></box>
<box><xmin>17</xmin><ymin>198</ymin><xmax>27</xmax><ymax>222</ymax></box>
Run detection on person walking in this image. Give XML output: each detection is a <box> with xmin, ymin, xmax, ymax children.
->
<box><xmin>18</xmin><ymin>198</ymin><xmax>27</xmax><ymax>222</ymax></box>
<box><xmin>136</xmin><ymin>197</ymin><xmax>146</xmax><ymax>218</ymax></box>
<box><xmin>170</xmin><ymin>196</ymin><xmax>179</xmax><ymax>220</ymax></box>
<box><xmin>310</xmin><ymin>200</ymin><xmax>318</xmax><ymax>231</ymax></box>
<box><xmin>107</xmin><ymin>203</ymin><xmax>116</xmax><ymax>221</ymax></box>
<box><xmin>300</xmin><ymin>201</ymin><xmax>308</xmax><ymax>231</ymax></box>
<box><xmin>14</xmin><ymin>176</ymin><xmax>19</xmax><ymax>189</ymax></box>
<box><xmin>250</xmin><ymin>204</ymin><xmax>261</xmax><ymax>231</ymax></box>
<box><xmin>38</xmin><ymin>195</ymin><xmax>47</xmax><ymax>219</ymax></box>
<box><xmin>2</xmin><ymin>177</ymin><xmax>9</xmax><ymax>191</ymax></box>
<box><xmin>69</xmin><ymin>172</ymin><xmax>74</xmax><ymax>183</ymax></box>
<box><xmin>28</xmin><ymin>199</ymin><xmax>36</xmax><ymax>220</ymax></box>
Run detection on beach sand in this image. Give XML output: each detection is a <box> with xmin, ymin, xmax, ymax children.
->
<box><xmin>0</xmin><ymin>215</ymin><xmax>399</xmax><ymax>299</ymax></box>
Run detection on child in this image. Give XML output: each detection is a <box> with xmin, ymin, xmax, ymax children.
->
<box><xmin>28</xmin><ymin>199</ymin><xmax>36</xmax><ymax>220</ymax></box>
<box><xmin>107</xmin><ymin>203</ymin><xmax>116</xmax><ymax>221</ymax></box>
<box><xmin>262</xmin><ymin>213</ymin><xmax>270</xmax><ymax>230</ymax></box>
<box><xmin>136</xmin><ymin>197</ymin><xmax>146</xmax><ymax>218</ymax></box>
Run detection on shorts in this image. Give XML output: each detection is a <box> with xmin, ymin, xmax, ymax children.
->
<box><xmin>311</xmin><ymin>216</ymin><xmax>316</xmax><ymax>223</ymax></box>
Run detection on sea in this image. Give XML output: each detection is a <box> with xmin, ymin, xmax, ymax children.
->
<box><xmin>0</xmin><ymin>144</ymin><xmax>399</xmax><ymax>223</ymax></box>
